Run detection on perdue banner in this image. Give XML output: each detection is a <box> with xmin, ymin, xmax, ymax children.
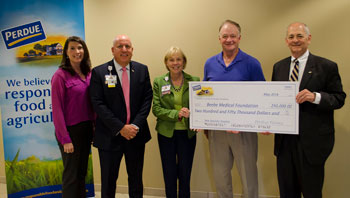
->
<box><xmin>0</xmin><ymin>0</ymin><xmax>94</xmax><ymax>197</ymax></box>
<box><xmin>1</xmin><ymin>21</ymin><xmax>47</xmax><ymax>50</ymax></box>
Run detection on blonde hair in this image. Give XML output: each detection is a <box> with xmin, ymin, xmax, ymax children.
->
<box><xmin>164</xmin><ymin>46</ymin><xmax>187</xmax><ymax>71</ymax></box>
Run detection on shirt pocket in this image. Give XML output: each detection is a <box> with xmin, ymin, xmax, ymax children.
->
<box><xmin>65</xmin><ymin>79</ymin><xmax>83</xmax><ymax>89</ymax></box>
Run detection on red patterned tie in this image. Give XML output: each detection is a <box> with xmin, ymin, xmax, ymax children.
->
<box><xmin>122</xmin><ymin>67</ymin><xmax>130</xmax><ymax>124</ymax></box>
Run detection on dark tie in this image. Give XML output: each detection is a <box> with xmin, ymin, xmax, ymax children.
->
<box><xmin>122</xmin><ymin>67</ymin><xmax>130</xmax><ymax>124</ymax></box>
<box><xmin>290</xmin><ymin>59</ymin><xmax>299</xmax><ymax>81</ymax></box>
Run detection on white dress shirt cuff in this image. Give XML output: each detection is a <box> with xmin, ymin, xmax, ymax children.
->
<box><xmin>115</xmin><ymin>124</ymin><xmax>139</xmax><ymax>136</ymax></box>
<box><xmin>131</xmin><ymin>124</ymin><xmax>139</xmax><ymax>133</ymax></box>
<box><xmin>312</xmin><ymin>92</ymin><xmax>321</xmax><ymax>104</ymax></box>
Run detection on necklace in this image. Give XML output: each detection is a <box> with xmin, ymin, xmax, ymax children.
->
<box><xmin>170</xmin><ymin>74</ymin><xmax>184</xmax><ymax>92</ymax></box>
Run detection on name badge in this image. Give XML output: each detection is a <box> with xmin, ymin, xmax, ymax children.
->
<box><xmin>105</xmin><ymin>75</ymin><xmax>117</xmax><ymax>88</ymax></box>
<box><xmin>161</xmin><ymin>84</ymin><xmax>171</xmax><ymax>96</ymax></box>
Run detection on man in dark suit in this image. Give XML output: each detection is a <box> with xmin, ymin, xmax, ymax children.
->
<box><xmin>90</xmin><ymin>34</ymin><xmax>153</xmax><ymax>198</ymax></box>
<box><xmin>272</xmin><ymin>22</ymin><xmax>346</xmax><ymax>198</ymax></box>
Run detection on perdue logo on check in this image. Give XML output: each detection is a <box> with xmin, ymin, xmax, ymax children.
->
<box><xmin>1</xmin><ymin>21</ymin><xmax>46</xmax><ymax>49</ymax></box>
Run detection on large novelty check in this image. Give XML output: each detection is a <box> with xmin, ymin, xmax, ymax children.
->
<box><xmin>189</xmin><ymin>82</ymin><xmax>299</xmax><ymax>134</ymax></box>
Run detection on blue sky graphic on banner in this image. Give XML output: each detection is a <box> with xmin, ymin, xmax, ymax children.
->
<box><xmin>0</xmin><ymin>0</ymin><xmax>94</xmax><ymax>197</ymax></box>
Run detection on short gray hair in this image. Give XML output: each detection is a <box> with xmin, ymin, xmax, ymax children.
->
<box><xmin>287</xmin><ymin>22</ymin><xmax>310</xmax><ymax>36</ymax></box>
<box><xmin>219</xmin><ymin>20</ymin><xmax>241</xmax><ymax>34</ymax></box>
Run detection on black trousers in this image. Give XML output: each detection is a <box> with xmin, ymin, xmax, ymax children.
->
<box><xmin>277</xmin><ymin>135</ymin><xmax>325</xmax><ymax>198</ymax></box>
<box><xmin>98</xmin><ymin>143</ymin><xmax>145</xmax><ymax>198</ymax></box>
<box><xmin>158</xmin><ymin>131</ymin><xmax>196</xmax><ymax>198</ymax></box>
<box><xmin>58</xmin><ymin>121</ymin><xmax>93</xmax><ymax>198</ymax></box>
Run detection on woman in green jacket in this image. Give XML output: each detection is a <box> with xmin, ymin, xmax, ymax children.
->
<box><xmin>152</xmin><ymin>46</ymin><xmax>199</xmax><ymax>198</ymax></box>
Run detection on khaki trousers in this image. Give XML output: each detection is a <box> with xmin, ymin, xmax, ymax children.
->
<box><xmin>209</xmin><ymin>131</ymin><xmax>258</xmax><ymax>198</ymax></box>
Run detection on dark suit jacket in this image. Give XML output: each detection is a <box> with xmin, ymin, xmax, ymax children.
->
<box><xmin>272</xmin><ymin>53</ymin><xmax>346</xmax><ymax>165</ymax></box>
<box><xmin>90</xmin><ymin>59</ymin><xmax>153</xmax><ymax>151</ymax></box>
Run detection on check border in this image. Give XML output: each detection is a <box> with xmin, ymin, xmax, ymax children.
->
<box><xmin>189</xmin><ymin>81</ymin><xmax>299</xmax><ymax>134</ymax></box>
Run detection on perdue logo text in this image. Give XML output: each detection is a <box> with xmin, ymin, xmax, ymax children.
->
<box><xmin>1</xmin><ymin>21</ymin><xmax>46</xmax><ymax>49</ymax></box>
